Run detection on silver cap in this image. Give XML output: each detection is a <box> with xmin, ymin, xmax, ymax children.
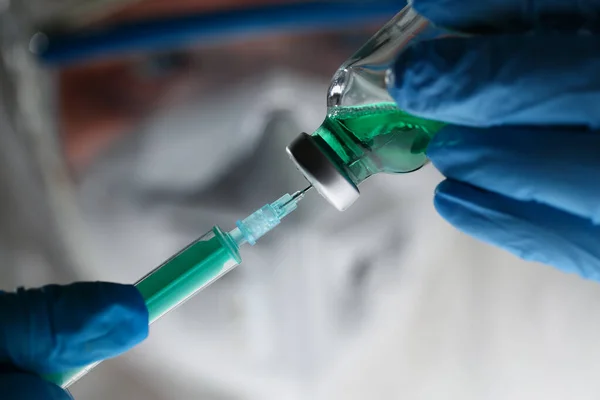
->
<box><xmin>286</xmin><ymin>133</ymin><xmax>360</xmax><ymax>211</ymax></box>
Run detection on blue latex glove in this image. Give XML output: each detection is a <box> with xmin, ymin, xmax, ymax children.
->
<box><xmin>0</xmin><ymin>282</ymin><xmax>148</xmax><ymax>399</ymax></box>
<box><xmin>388</xmin><ymin>0</ymin><xmax>600</xmax><ymax>279</ymax></box>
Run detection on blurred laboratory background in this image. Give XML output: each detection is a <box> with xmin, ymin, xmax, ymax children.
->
<box><xmin>3</xmin><ymin>0</ymin><xmax>600</xmax><ymax>399</ymax></box>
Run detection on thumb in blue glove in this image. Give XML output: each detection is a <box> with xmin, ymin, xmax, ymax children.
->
<box><xmin>0</xmin><ymin>282</ymin><xmax>149</xmax><ymax>399</ymax></box>
<box><xmin>428</xmin><ymin>127</ymin><xmax>600</xmax><ymax>280</ymax></box>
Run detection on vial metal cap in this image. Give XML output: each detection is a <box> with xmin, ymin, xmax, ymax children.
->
<box><xmin>286</xmin><ymin>132</ymin><xmax>360</xmax><ymax>211</ymax></box>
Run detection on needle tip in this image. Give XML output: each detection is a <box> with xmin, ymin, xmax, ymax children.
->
<box><xmin>293</xmin><ymin>185</ymin><xmax>312</xmax><ymax>200</ymax></box>
<box><xmin>283</xmin><ymin>185</ymin><xmax>312</xmax><ymax>207</ymax></box>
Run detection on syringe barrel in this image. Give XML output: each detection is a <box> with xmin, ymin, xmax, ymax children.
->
<box><xmin>136</xmin><ymin>226</ymin><xmax>241</xmax><ymax>323</ymax></box>
<box><xmin>44</xmin><ymin>226</ymin><xmax>241</xmax><ymax>389</ymax></box>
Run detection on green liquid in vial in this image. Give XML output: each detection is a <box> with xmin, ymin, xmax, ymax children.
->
<box><xmin>312</xmin><ymin>102</ymin><xmax>445</xmax><ymax>182</ymax></box>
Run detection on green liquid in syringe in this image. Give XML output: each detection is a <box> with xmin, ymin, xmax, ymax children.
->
<box><xmin>312</xmin><ymin>102</ymin><xmax>445</xmax><ymax>181</ymax></box>
<box><xmin>43</xmin><ymin>229</ymin><xmax>242</xmax><ymax>389</ymax></box>
<box><xmin>46</xmin><ymin>191</ymin><xmax>308</xmax><ymax>389</ymax></box>
<box><xmin>136</xmin><ymin>227</ymin><xmax>241</xmax><ymax>323</ymax></box>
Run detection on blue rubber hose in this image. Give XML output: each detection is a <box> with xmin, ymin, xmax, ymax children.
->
<box><xmin>37</xmin><ymin>1</ymin><xmax>404</xmax><ymax>67</ymax></box>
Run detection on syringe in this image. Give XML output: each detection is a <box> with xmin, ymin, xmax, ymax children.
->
<box><xmin>45</xmin><ymin>187</ymin><xmax>311</xmax><ymax>389</ymax></box>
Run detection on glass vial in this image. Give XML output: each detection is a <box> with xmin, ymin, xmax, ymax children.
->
<box><xmin>287</xmin><ymin>6</ymin><xmax>448</xmax><ymax>211</ymax></box>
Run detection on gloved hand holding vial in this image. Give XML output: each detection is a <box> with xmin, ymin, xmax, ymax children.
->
<box><xmin>288</xmin><ymin>0</ymin><xmax>600</xmax><ymax>279</ymax></box>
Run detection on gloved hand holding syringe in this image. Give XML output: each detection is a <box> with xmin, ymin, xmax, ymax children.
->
<box><xmin>44</xmin><ymin>186</ymin><xmax>311</xmax><ymax>389</ymax></box>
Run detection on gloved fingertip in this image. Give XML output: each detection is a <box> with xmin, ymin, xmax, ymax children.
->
<box><xmin>92</xmin><ymin>282</ymin><xmax>150</xmax><ymax>347</ymax></box>
<box><xmin>434</xmin><ymin>180</ymin><xmax>548</xmax><ymax>264</ymax></box>
<box><xmin>0</xmin><ymin>282</ymin><xmax>149</xmax><ymax>374</ymax></box>
<box><xmin>433</xmin><ymin>180</ymin><xmax>600</xmax><ymax>280</ymax></box>
<box><xmin>433</xmin><ymin>179</ymin><xmax>479</xmax><ymax>219</ymax></box>
<box><xmin>52</xmin><ymin>282</ymin><xmax>150</xmax><ymax>368</ymax></box>
<box><xmin>59</xmin><ymin>282</ymin><xmax>150</xmax><ymax>363</ymax></box>
<box><xmin>0</xmin><ymin>373</ymin><xmax>71</xmax><ymax>400</ymax></box>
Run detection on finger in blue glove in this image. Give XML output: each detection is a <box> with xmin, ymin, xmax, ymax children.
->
<box><xmin>388</xmin><ymin>35</ymin><xmax>600</xmax><ymax>128</ymax></box>
<box><xmin>411</xmin><ymin>0</ymin><xmax>600</xmax><ymax>32</ymax></box>
<box><xmin>433</xmin><ymin>178</ymin><xmax>600</xmax><ymax>280</ymax></box>
<box><xmin>428</xmin><ymin>125</ymin><xmax>600</xmax><ymax>224</ymax></box>
<box><xmin>0</xmin><ymin>282</ymin><xmax>148</xmax><ymax>374</ymax></box>
<box><xmin>427</xmin><ymin>126</ymin><xmax>600</xmax><ymax>279</ymax></box>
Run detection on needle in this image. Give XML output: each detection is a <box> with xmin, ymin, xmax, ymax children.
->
<box><xmin>283</xmin><ymin>185</ymin><xmax>313</xmax><ymax>206</ymax></box>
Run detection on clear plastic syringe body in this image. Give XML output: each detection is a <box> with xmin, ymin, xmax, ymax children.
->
<box><xmin>44</xmin><ymin>190</ymin><xmax>308</xmax><ymax>389</ymax></box>
<box><xmin>287</xmin><ymin>5</ymin><xmax>452</xmax><ymax>211</ymax></box>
